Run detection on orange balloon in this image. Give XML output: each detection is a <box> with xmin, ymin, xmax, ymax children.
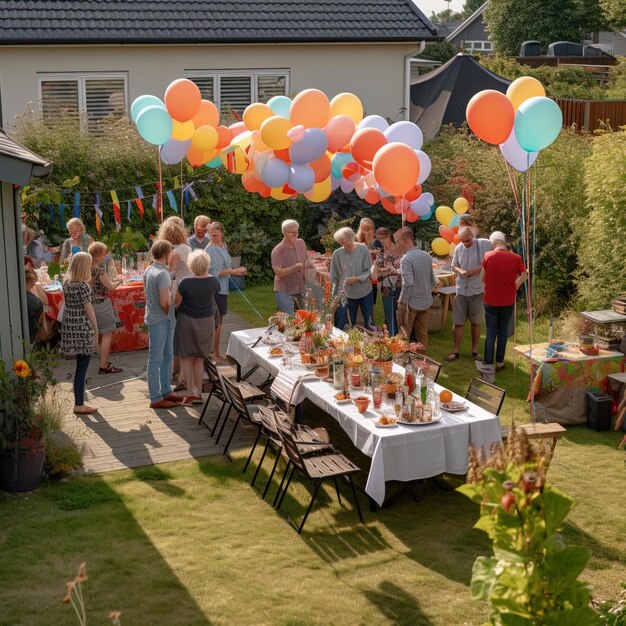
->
<box><xmin>215</xmin><ymin>125</ymin><xmax>233</xmax><ymax>149</ymax></box>
<box><xmin>258</xmin><ymin>184</ymin><xmax>271</xmax><ymax>198</ymax></box>
<box><xmin>242</xmin><ymin>172</ymin><xmax>263</xmax><ymax>193</ymax></box>
<box><xmin>325</xmin><ymin>115</ymin><xmax>356</xmax><ymax>153</ymax></box>
<box><xmin>452</xmin><ymin>234</ymin><xmax>461</xmax><ymax>244</ymax></box>
<box><xmin>186</xmin><ymin>145</ymin><xmax>206</xmax><ymax>167</ymax></box>
<box><xmin>351</xmin><ymin>128</ymin><xmax>387</xmax><ymax>169</ymax></box>
<box><xmin>372</xmin><ymin>142</ymin><xmax>420</xmax><ymax>197</ymax></box>
<box><xmin>192</xmin><ymin>100</ymin><xmax>219</xmax><ymax>128</ymax></box>
<box><xmin>364</xmin><ymin>189</ymin><xmax>381</xmax><ymax>205</ymax></box>
<box><xmin>405</xmin><ymin>209</ymin><xmax>419</xmax><ymax>223</ymax></box>
<box><xmin>381</xmin><ymin>197</ymin><xmax>398</xmax><ymax>214</ymax></box>
<box><xmin>289</xmin><ymin>89</ymin><xmax>330</xmax><ymax>129</ymax></box>
<box><xmin>309</xmin><ymin>154</ymin><xmax>331</xmax><ymax>182</ymax></box>
<box><xmin>405</xmin><ymin>184</ymin><xmax>422</xmax><ymax>202</ymax></box>
<box><xmin>164</xmin><ymin>78</ymin><xmax>202</xmax><ymax>122</ymax></box>
<box><xmin>466</xmin><ymin>89</ymin><xmax>515</xmax><ymax>145</ymax></box>
<box><xmin>243</xmin><ymin>103</ymin><xmax>273</xmax><ymax>131</ymax></box>
<box><xmin>439</xmin><ymin>225</ymin><xmax>455</xmax><ymax>243</ymax></box>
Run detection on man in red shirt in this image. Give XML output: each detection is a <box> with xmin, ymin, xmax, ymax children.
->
<box><xmin>479</xmin><ymin>231</ymin><xmax>527</xmax><ymax>378</ymax></box>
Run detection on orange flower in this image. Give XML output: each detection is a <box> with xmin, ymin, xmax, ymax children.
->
<box><xmin>12</xmin><ymin>360</ymin><xmax>31</xmax><ymax>378</ymax></box>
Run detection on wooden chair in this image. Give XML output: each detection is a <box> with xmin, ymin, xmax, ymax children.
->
<box><xmin>413</xmin><ymin>355</ymin><xmax>442</xmax><ymax>383</ymax></box>
<box><xmin>500</xmin><ymin>422</ymin><xmax>566</xmax><ymax>457</ymax></box>
<box><xmin>465</xmin><ymin>377</ymin><xmax>506</xmax><ymax>416</ymax></box>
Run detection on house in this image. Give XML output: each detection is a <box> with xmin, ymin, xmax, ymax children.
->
<box><xmin>0</xmin><ymin>1</ymin><xmax>440</xmax><ymax>133</ymax></box>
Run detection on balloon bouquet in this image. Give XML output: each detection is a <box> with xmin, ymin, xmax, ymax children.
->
<box><xmin>131</xmin><ymin>79</ymin><xmax>437</xmax><ymax>219</ymax></box>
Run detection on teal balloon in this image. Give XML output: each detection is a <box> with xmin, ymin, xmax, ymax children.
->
<box><xmin>131</xmin><ymin>95</ymin><xmax>165</xmax><ymax>123</ymax></box>
<box><xmin>267</xmin><ymin>95</ymin><xmax>292</xmax><ymax>118</ymax></box>
<box><xmin>448</xmin><ymin>214</ymin><xmax>460</xmax><ymax>227</ymax></box>
<box><xmin>206</xmin><ymin>156</ymin><xmax>223</xmax><ymax>168</ymax></box>
<box><xmin>514</xmin><ymin>96</ymin><xmax>562</xmax><ymax>152</ymax></box>
<box><xmin>331</xmin><ymin>152</ymin><xmax>354</xmax><ymax>178</ymax></box>
<box><xmin>135</xmin><ymin>105</ymin><xmax>173</xmax><ymax>145</ymax></box>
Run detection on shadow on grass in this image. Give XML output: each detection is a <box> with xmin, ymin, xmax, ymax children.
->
<box><xmin>365</xmin><ymin>580</ymin><xmax>436</xmax><ymax>626</ymax></box>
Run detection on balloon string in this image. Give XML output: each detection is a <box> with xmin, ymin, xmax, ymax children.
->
<box><xmin>157</xmin><ymin>147</ymin><xmax>164</xmax><ymax>223</ymax></box>
<box><xmin>502</xmin><ymin>156</ymin><xmax>522</xmax><ymax>218</ymax></box>
<box><xmin>180</xmin><ymin>161</ymin><xmax>184</xmax><ymax>223</ymax></box>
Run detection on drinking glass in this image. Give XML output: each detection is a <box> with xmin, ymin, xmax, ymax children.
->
<box><xmin>372</xmin><ymin>387</ymin><xmax>383</xmax><ymax>410</ymax></box>
<box><xmin>394</xmin><ymin>392</ymin><xmax>403</xmax><ymax>420</ymax></box>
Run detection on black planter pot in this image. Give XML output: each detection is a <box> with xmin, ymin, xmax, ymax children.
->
<box><xmin>0</xmin><ymin>447</ymin><xmax>45</xmax><ymax>492</ymax></box>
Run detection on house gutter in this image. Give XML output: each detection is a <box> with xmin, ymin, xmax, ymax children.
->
<box><xmin>404</xmin><ymin>41</ymin><xmax>426</xmax><ymax>120</ymax></box>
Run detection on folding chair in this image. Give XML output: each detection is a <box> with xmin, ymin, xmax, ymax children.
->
<box><xmin>465</xmin><ymin>376</ymin><xmax>506</xmax><ymax>416</ymax></box>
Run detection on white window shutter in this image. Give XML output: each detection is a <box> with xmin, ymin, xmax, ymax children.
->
<box><xmin>219</xmin><ymin>76</ymin><xmax>251</xmax><ymax>118</ymax></box>
<box><xmin>190</xmin><ymin>77</ymin><xmax>215</xmax><ymax>102</ymax></box>
<box><xmin>257</xmin><ymin>75</ymin><xmax>286</xmax><ymax>103</ymax></box>
<box><xmin>85</xmin><ymin>78</ymin><xmax>126</xmax><ymax>132</ymax></box>
<box><xmin>41</xmin><ymin>80</ymin><xmax>79</xmax><ymax>122</ymax></box>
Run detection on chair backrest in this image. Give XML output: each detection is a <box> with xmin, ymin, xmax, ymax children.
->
<box><xmin>221</xmin><ymin>375</ymin><xmax>252</xmax><ymax>419</ymax></box>
<box><xmin>414</xmin><ymin>355</ymin><xmax>442</xmax><ymax>383</ymax></box>
<box><xmin>272</xmin><ymin>412</ymin><xmax>306</xmax><ymax>471</ymax></box>
<box><xmin>203</xmin><ymin>358</ymin><xmax>225</xmax><ymax>397</ymax></box>
<box><xmin>465</xmin><ymin>377</ymin><xmax>506</xmax><ymax>416</ymax></box>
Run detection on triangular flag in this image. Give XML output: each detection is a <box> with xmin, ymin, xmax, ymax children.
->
<box><xmin>166</xmin><ymin>190</ymin><xmax>178</xmax><ymax>213</ymax></box>
<box><xmin>95</xmin><ymin>193</ymin><xmax>102</xmax><ymax>235</ymax></box>
<box><xmin>110</xmin><ymin>191</ymin><xmax>121</xmax><ymax>232</ymax></box>
<box><xmin>127</xmin><ymin>199</ymin><xmax>132</xmax><ymax>222</ymax></box>
<box><xmin>134</xmin><ymin>186</ymin><xmax>144</xmax><ymax>218</ymax></box>
<box><xmin>59</xmin><ymin>204</ymin><xmax>66</xmax><ymax>227</ymax></box>
<box><xmin>73</xmin><ymin>192</ymin><xmax>80</xmax><ymax>218</ymax></box>
<box><xmin>48</xmin><ymin>204</ymin><xmax>55</xmax><ymax>221</ymax></box>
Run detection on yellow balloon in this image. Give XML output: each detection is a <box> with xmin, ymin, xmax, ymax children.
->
<box><xmin>506</xmin><ymin>76</ymin><xmax>546</xmax><ymax>111</ymax></box>
<box><xmin>171</xmin><ymin>120</ymin><xmax>195</xmax><ymax>141</ymax></box>
<box><xmin>260</xmin><ymin>115</ymin><xmax>293</xmax><ymax>150</ymax></box>
<box><xmin>448</xmin><ymin>242</ymin><xmax>457</xmax><ymax>257</ymax></box>
<box><xmin>221</xmin><ymin>131</ymin><xmax>252</xmax><ymax>173</ymax></box>
<box><xmin>270</xmin><ymin>187</ymin><xmax>292</xmax><ymax>200</ymax></box>
<box><xmin>191</xmin><ymin>125</ymin><xmax>218</xmax><ymax>152</ymax></box>
<box><xmin>243</xmin><ymin>102</ymin><xmax>273</xmax><ymax>131</ymax></box>
<box><xmin>435</xmin><ymin>205</ymin><xmax>455</xmax><ymax>226</ymax></box>
<box><xmin>431</xmin><ymin>237</ymin><xmax>450</xmax><ymax>256</ymax></box>
<box><xmin>329</xmin><ymin>92</ymin><xmax>364</xmax><ymax>124</ymax></box>
<box><xmin>304</xmin><ymin>177</ymin><xmax>332</xmax><ymax>202</ymax></box>
<box><xmin>453</xmin><ymin>197</ymin><xmax>469</xmax><ymax>214</ymax></box>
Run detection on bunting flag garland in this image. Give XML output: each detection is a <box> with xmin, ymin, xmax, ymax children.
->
<box><xmin>73</xmin><ymin>192</ymin><xmax>80</xmax><ymax>218</ymax></box>
<box><xmin>59</xmin><ymin>204</ymin><xmax>66</xmax><ymax>227</ymax></box>
<box><xmin>127</xmin><ymin>200</ymin><xmax>132</xmax><ymax>222</ymax></box>
<box><xmin>110</xmin><ymin>191</ymin><xmax>122</xmax><ymax>231</ymax></box>
<box><xmin>95</xmin><ymin>193</ymin><xmax>103</xmax><ymax>235</ymax></box>
<box><xmin>134</xmin><ymin>186</ymin><xmax>145</xmax><ymax>218</ymax></box>
<box><xmin>166</xmin><ymin>190</ymin><xmax>178</xmax><ymax>213</ymax></box>
<box><xmin>152</xmin><ymin>194</ymin><xmax>158</xmax><ymax>210</ymax></box>
<box><xmin>48</xmin><ymin>204</ymin><xmax>55</xmax><ymax>221</ymax></box>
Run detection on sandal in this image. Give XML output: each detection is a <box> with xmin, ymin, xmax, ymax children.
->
<box><xmin>445</xmin><ymin>352</ymin><xmax>460</xmax><ymax>362</ymax></box>
<box><xmin>73</xmin><ymin>405</ymin><xmax>98</xmax><ymax>414</ymax></box>
<box><xmin>472</xmin><ymin>352</ymin><xmax>483</xmax><ymax>362</ymax></box>
<box><xmin>99</xmin><ymin>364</ymin><xmax>123</xmax><ymax>374</ymax></box>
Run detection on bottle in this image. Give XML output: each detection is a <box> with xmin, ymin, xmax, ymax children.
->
<box><xmin>420</xmin><ymin>374</ymin><xmax>428</xmax><ymax>405</ymax></box>
<box><xmin>333</xmin><ymin>358</ymin><xmax>345</xmax><ymax>390</ymax></box>
<box><xmin>404</xmin><ymin>359</ymin><xmax>415</xmax><ymax>395</ymax></box>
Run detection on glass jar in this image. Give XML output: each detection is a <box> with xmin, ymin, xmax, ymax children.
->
<box><xmin>333</xmin><ymin>358</ymin><xmax>346</xmax><ymax>391</ymax></box>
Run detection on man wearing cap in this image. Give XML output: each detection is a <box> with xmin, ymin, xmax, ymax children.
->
<box><xmin>478</xmin><ymin>231</ymin><xmax>527</xmax><ymax>380</ymax></box>
<box><xmin>446</xmin><ymin>226</ymin><xmax>492</xmax><ymax>362</ymax></box>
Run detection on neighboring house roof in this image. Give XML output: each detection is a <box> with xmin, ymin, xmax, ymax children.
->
<box><xmin>435</xmin><ymin>20</ymin><xmax>464</xmax><ymax>38</ymax></box>
<box><xmin>0</xmin><ymin>0</ymin><xmax>440</xmax><ymax>44</ymax></box>
<box><xmin>0</xmin><ymin>128</ymin><xmax>52</xmax><ymax>186</ymax></box>
<box><xmin>445</xmin><ymin>2</ymin><xmax>487</xmax><ymax>42</ymax></box>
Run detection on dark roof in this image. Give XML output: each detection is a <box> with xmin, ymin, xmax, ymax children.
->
<box><xmin>0</xmin><ymin>128</ymin><xmax>52</xmax><ymax>186</ymax></box>
<box><xmin>445</xmin><ymin>1</ymin><xmax>487</xmax><ymax>42</ymax></box>
<box><xmin>0</xmin><ymin>1</ymin><xmax>440</xmax><ymax>45</ymax></box>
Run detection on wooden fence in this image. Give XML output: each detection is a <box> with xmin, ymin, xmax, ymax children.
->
<box><xmin>556</xmin><ymin>98</ymin><xmax>626</xmax><ymax>132</ymax></box>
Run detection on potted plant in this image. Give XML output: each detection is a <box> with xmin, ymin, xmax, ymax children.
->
<box><xmin>382</xmin><ymin>372</ymin><xmax>404</xmax><ymax>398</ymax></box>
<box><xmin>363</xmin><ymin>338</ymin><xmax>394</xmax><ymax>374</ymax></box>
<box><xmin>0</xmin><ymin>346</ymin><xmax>58</xmax><ymax>492</ymax></box>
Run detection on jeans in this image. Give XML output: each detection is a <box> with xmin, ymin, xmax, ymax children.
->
<box><xmin>382</xmin><ymin>290</ymin><xmax>399</xmax><ymax>336</ymax></box>
<box><xmin>74</xmin><ymin>354</ymin><xmax>91</xmax><ymax>405</ymax></box>
<box><xmin>147</xmin><ymin>317</ymin><xmax>175</xmax><ymax>402</ymax></box>
<box><xmin>484</xmin><ymin>304</ymin><xmax>514</xmax><ymax>365</ymax></box>
<box><xmin>336</xmin><ymin>292</ymin><xmax>374</xmax><ymax>330</ymax></box>
<box><xmin>274</xmin><ymin>291</ymin><xmax>301</xmax><ymax>315</ymax></box>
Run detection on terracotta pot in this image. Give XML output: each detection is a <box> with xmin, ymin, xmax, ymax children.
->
<box><xmin>354</xmin><ymin>396</ymin><xmax>370</xmax><ymax>414</ymax></box>
<box><xmin>383</xmin><ymin>382</ymin><xmax>398</xmax><ymax>398</ymax></box>
<box><xmin>370</xmin><ymin>360</ymin><xmax>393</xmax><ymax>376</ymax></box>
<box><xmin>300</xmin><ymin>353</ymin><xmax>311</xmax><ymax>364</ymax></box>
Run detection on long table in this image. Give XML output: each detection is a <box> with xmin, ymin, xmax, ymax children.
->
<box><xmin>227</xmin><ymin>327</ymin><xmax>502</xmax><ymax>506</ymax></box>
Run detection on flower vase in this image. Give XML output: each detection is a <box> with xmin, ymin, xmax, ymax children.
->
<box><xmin>299</xmin><ymin>331</ymin><xmax>313</xmax><ymax>362</ymax></box>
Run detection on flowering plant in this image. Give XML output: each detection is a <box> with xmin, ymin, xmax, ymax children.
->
<box><xmin>321</xmin><ymin>281</ymin><xmax>344</xmax><ymax>319</ymax></box>
<box><xmin>0</xmin><ymin>346</ymin><xmax>58</xmax><ymax>454</ymax></box>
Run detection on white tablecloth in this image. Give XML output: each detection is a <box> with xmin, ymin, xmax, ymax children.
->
<box><xmin>227</xmin><ymin>327</ymin><xmax>502</xmax><ymax>506</ymax></box>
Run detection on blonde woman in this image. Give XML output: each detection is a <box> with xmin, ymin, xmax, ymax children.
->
<box><xmin>173</xmin><ymin>250</ymin><xmax>220</xmax><ymax>402</ymax></box>
<box><xmin>88</xmin><ymin>242</ymin><xmax>124</xmax><ymax>375</ymax></box>
<box><xmin>157</xmin><ymin>216</ymin><xmax>192</xmax><ymax>283</ymax></box>
<box><xmin>60</xmin><ymin>252</ymin><xmax>98</xmax><ymax>415</ymax></box>
<box><xmin>60</xmin><ymin>218</ymin><xmax>93</xmax><ymax>262</ymax></box>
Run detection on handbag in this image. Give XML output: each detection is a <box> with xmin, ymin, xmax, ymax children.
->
<box><xmin>36</xmin><ymin>313</ymin><xmax>60</xmax><ymax>343</ymax></box>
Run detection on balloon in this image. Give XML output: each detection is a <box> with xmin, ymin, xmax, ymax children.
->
<box><xmin>325</xmin><ymin>115</ymin><xmax>356</xmax><ymax>153</ymax></box>
<box><xmin>449</xmin><ymin>242</ymin><xmax>457</xmax><ymax>257</ymax></box>
<box><xmin>357</xmin><ymin>115</ymin><xmax>389</xmax><ymax>132</ymax></box>
<box><xmin>171</xmin><ymin>120</ymin><xmax>195</xmax><ymax>141</ymax></box>
<box><xmin>405</xmin><ymin>209</ymin><xmax>419</xmax><ymax>223</ymax></box>
<box><xmin>421</xmin><ymin>192</ymin><xmax>434</xmax><ymax>207</ymax></box>
<box><xmin>364</xmin><ymin>188</ymin><xmax>380</xmax><ymax>205</ymax></box>
<box><xmin>405</xmin><ymin>184</ymin><xmax>422</xmax><ymax>202</ymax></box>
<box><xmin>192</xmin><ymin>125</ymin><xmax>218</xmax><ymax>152</ymax></box>
<box><xmin>384</xmin><ymin>121</ymin><xmax>423</xmax><ymax>150</ymax></box>
<box><xmin>249</xmin><ymin>130</ymin><xmax>270</xmax><ymax>153</ymax></box>
<box><xmin>340</xmin><ymin>178</ymin><xmax>355</xmax><ymax>193</ymax></box>
<box><xmin>331</xmin><ymin>152</ymin><xmax>354</xmax><ymax>178</ymax></box>
<box><xmin>330</xmin><ymin>176</ymin><xmax>341</xmax><ymax>191</ymax></box>
<box><xmin>288</xmin><ymin>163</ymin><xmax>315</xmax><ymax>193</ymax></box>
<box><xmin>206</xmin><ymin>156</ymin><xmax>223</xmax><ymax>168</ymax></box>
<box><xmin>223</xmin><ymin>131</ymin><xmax>252</xmax><ymax>174</ymax></box>
<box><xmin>267</xmin><ymin>95</ymin><xmax>292</xmax><ymax>118</ymax></box>
<box><xmin>192</xmin><ymin>100</ymin><xmax>219</xmax><ymax>128</ymax></box>
<box><xmin>382</xmin><ymin>197</ymin><xmax>399</xmax><ymax>214</ymax></box>
<box><xmin>289</xmin><ymin>128</ymin><xmax>328</xmax><ymax>164</ymax></box>
<box><xmin>410</xmin><ymin>195</ymin><xmax>431</xmax><ymax>217</ymax></box>
<box><xmin>439</xmin><ymin>225</ymin><xmax>455</xmax><ymax>243</ymax></box>
<box><xmin>415</xmin><ymin>150</ymin><xmax>431</xmax><ymax>184</ymax></box>
<box><xmin>506</xmin><ymin>76</ymin><xmax>546</xmax><ymax>111</ymax></box>
<box><xmin>136</xmin><ymin>105</ymin><xmax>173</xmax><ymax>145</ymax></box>
<box><xmin>274</xmin><ymin>147</ymin><xmax>291</xmax><ymax>163</ymax></box>
<box><xmin>329</xmin><ymin>93</ymin><xmax>363</xmax><ymax>124</ymax></box>
<box><xmin>160</xmin><ymin>138</ymin><xmax>192</xmax><ymax>164</ymax></box>
<box><xmin>452</xmin><ymin>234</ymin><xmax>461</xmax><ymax>244</ymax></box>
<box><xmin>215</xmin><ymin>125</ymin><xmax>233</xmax><ymax>149</ymax></box>
<box><xmin>499</xmin><ymin>128</ymin><xmax>539</xmax><ymax>172</ymax></box>
<box><xmin>261</xmin><ymin>157</ymin><xmax>290</xmax><ymax>188</ymax></box>
<box><xmin>243</xmin><ymin>102</ymin><xmax>273</xmax><ymax>131</ymax></box>
<box><xmin>287</xmin><ymin>125</ymin><xmax>306</xmax><ymax>142</ymax></box>
<box><xmin>289</xmin><ymin>89</ymin><xmax>330</xmax><ymax>128</ymax></box>
<box><xmin>514</xmin><ymin>96</ymin><xmax>563</xmax><ymax>152</ymax></box>
<box><xmin>448</xmin><ymin>214</ymin><xmax>461</xmax><ymax>227</ymax></box>
<box><xmin>351</xmin><ymin>128</ymin><xmax>387</xmax><ymax>168</ymax></box>
<box><xmin>466</xmin><ymin>89</ymin><xmax>515</xmax><ymax>145</ymax></box>
<box><xmin>435</xmin><ymin>205</ymin><xmax>455</xmax><ymax>226</ymax></box>
<box><xmin>242</xmin><ymin>172</ymin><xmax>263</xmax><ymax>193</ymax></box>
<box><xmin>270</xmin><ymin>186</ymin><xmax>292</xmax><ymax>200</ymax></box>
<box><xmin>186</xmin><ymin>145</ymin><xmax>209</xmax><ymax>167</ymax></box>
<box><xmin>260</xmin><ymin>115</ymin><xmax>293</xmax><ymax>150</ymax></box>
<box><xmin>131</xmin><ymin>95</ymin><xmax>165</xmax><ymax>123</ymax></box>
<box><xmin>310</xmin><ymin>154</ymin><xmax>331</xmax><ymax>182</ymax></box>
<box><xmin>431</xmin><ymin>238</ymin><xmax>450</xmax><ymax>256</ymax></box>
<box><xmin>304</xmin><ymin>177</ymin><xmax>332</xmax><ymax>202</ymax></box>
<box><xmin>164</xmin><ymin>78</ymin><xmax>202</xmax><ymax>122</ymax></box>
<box><xmin>453</xmin><ymin>197</ymin><xmax>469</xmax><ymax>214</ymax></box>
<box><xmin>372</xmin><ymin>142</ymin><xmax>420</xmax><ymax>197</ymax></box>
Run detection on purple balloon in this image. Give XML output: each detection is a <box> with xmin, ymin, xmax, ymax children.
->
<box><xmin>340</xmin><ymin>178</ymin><xmax>355</xmax><ymax>193</ymax></box>
<box><xmin>261</xmin><ymin>156</ymin><xmax>290</xmax><ymax>188</ymax></box>
<box><xmin>410</xmin><ymin>195</ymin><xmax>431</xmax><ymax>217</ymax></box>
<box><xmin>499</xmin><ymin>129</ymin><xmax>538</xmax><ymax>172</ymax></box>
<box><xmin>160</xmin><ymin>138</ymin><xmax>192</xmax><ymax>165</ymax></box>
<box><xmin>384</xmin><ymin>121</ymin><xmax>423</xmax><ymax>150</ymax></box>
<box><xmin>289</xmin><ymin>128</ymin><xmax>328</xmax><ymax>164</ymax></box>
<box><xmin>357</xmin><ymin>115</ymin><xmax>389</xmax><ymax>132</ymax></box>
<box><xmin>288</xmin><ymin>164</ymin><xmax>315</xmax><ymax>193</ymax></box>
<box><xmin>331</xmin><ymin>176</ymin><xmax>341</xmax><ymax>191</ymax></box>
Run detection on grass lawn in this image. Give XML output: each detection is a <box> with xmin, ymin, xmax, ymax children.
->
<box><xmin>1</xmin><ymin>285</ymin><xmax>625</xmax><ymax>624</ymax></box>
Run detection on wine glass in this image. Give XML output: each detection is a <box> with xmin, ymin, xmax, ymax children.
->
<box><xmin>394</xmin><ymin>392</ymin><xmax>403</xmax><ymax>420</ymax></box>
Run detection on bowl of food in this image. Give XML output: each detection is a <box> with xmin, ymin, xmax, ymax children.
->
<box><xmin>268</xmin><ymin>346</ymin><xmax>284</xmax><ymax>357</ymax></box>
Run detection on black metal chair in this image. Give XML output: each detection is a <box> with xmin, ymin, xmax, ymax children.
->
<box><xmin>465</xmin><ymin>376</ymin><xmax>506</xmax><ymax>416</ymax></box>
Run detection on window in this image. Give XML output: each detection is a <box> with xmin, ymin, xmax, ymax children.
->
<box><xmin>187</xmin><ymin>70</ymin><xmax>289</xmax><ymax>118</ymax></box>
<box><xmin>462</xmin><ymin>41</ymin><xmax>493</xmax><ymax>54</ymax></box>
<box><xmin>38</xmin><ymin>73</ymin><xmax>128</xmax><ymax>132</ymax></box>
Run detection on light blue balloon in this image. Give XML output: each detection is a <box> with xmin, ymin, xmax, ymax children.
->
<box><xmin>331</xmin><ymin>152</ymin><xmax>354</xmax><ymax>178</ymax></box>
<box><xmin>261</xmin><ymin>157</ymin><xmax>290</xmax><ymax>188</ymax></box>
<box><xmin>136</xmin><ymin>105</ymin><xmax>173</xmax><ymax>146</ymax></box>
<box><xmin>289</xmin><ymin>128</ymin><xmax>328</xmax><ymax>164</ymax></box>
<box><xmin>206</xmin><ymin>156</ymin><xmax>223</xmax><ymax>168</ymax></box>
<box><xmin>288</xmin><ymin>164</ymin><xmax>315</xmax><ymax>193</ymax></box>
<box><xmin>514</xmin><ymin>96</ymin><xmax>562</xmax><ymax>152</ymax></box>
<box><xmin>267</xmin><ymin>95</ymin><xmax>292</xmax><ymax>119</ymax></box>
<box><xmin>131</xmin><ymin>95</ymin><xmax>166</xmax><ymax>123</ymax></box>
<box><xmin>160</xmin><ymin>138</ymin><xmax>192</xmax><ymax>165</ymax></box>
<box><xmin>448</xmin><ymin>214</ymin><xmax>460</xmax><ymax>227</ymax></box>
<box><xmin>357</xmin><ymin>115</ymin><xmax>389</xmax><ymax>132</ymax></box>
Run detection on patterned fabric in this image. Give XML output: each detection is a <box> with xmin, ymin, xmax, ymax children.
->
<box><xmin>60</xmin><ymin>281</ymin><xmax>96</xmax><ymax>356</ymax></box>
<box><xmin>374</xmin><ymin>247</ymin><xmax>402</xmax><ymax>297</ymax></box>
<box><xmin>90</xmin><ymin>265</ymin><xmax>109</xmax><ymax>303</ymax></box>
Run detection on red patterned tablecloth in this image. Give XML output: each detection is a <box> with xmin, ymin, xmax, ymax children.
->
<box><xmin>45</xmin><ymin>282</ymin><xmax>148</xmax><ymax>352</ymax></box>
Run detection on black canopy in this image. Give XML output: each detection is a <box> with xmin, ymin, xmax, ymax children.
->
<box><xmin>410</xmin><ymin>53</ymin><xmax>511</xmax><ymax>139</ymax></box>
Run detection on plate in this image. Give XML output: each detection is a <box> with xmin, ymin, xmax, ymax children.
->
<box><xmin>441</xmin><ymin>401</ymin><xmax>467</xmax><ymax>412</ymax></box>
<box><xmin>44</xmin><ymin>286</ymin><xmax>62</xmax><ymax>292</ymax></box>
<box><xmin>334</xmin><ymin>393</ymin><xmax>351</xmax><ymax>404</ymax></box>
<box><xmin>375</xmin><ymin>418</ymin><xmax>398</xmax><ymax>428</ymax></box>
<box><xmin>397</xmin><ymin>414</ymin><xmax>443</xmax><ymax>426</ymax></box>
<box><xmin>268</xmin><ymin>349</ymin><xmax>284</xmax><ymax>358</ymax></box>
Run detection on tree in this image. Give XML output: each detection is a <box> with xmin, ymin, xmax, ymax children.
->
<box><xmin>601</xmin><ymin>0</ymin><xmax>626</xmax><ymax>29</ymax></box>
<box><xmin>416</xmin><ymin>41</ymin><xmax>460</xmax><ymax>65</ymax></box>
<box><xmin>462</xmin><ymin>0</ymin><xmax>486</xmax><ymax>17</ymax></box>
<box><xmin>429</xmin><ymin>9</ymin><xmax>464</xmax><ymax>23</ymax></box>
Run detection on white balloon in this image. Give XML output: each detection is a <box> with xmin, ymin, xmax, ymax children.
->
<box><xmin>357</xmin><ymin>114</ymin><xmax>389</xmax><ymax>132</ymax></box>
<box><xmin>340</xmin><ymin>178</ymin><xmax>355</xmax><ymax>193</ymax></box>
<box><xmin>415</xmin><ymin>150</ymin><xmax>432</xmax><ymax>184</ymax></box>
<box><xmin>499</xmin><ymin>129</ymin><xmax>539</xmax><ymax>173</ymax></box>
<box><xmin>421</xmin><ymin>192</ymin><xmax>434</xmax><ymax>206</ymax></box>
<box><xmin>384</xmin><ymin>121</ymin><xmax>423</xmax><ymax>150</ymax></box>
<box><xmin>410</xmin><ymin>195</ymin><xmax>431</xmax><ymax>217</ymax></box>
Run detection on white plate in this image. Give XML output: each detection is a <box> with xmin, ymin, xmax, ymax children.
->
<box><xmin>397</xmin><ymin>414</ymin><xmax>443</xmax><ymax>426</ymax></box>
<box><xmin>267</xmin><ymin>351</ymin><xmax>284</xmax><ymax>358</ymax></box>
<box><xmin>335</xmin><ymin>398</ymin><xmax>352</xmax><ymax>405</ymax></box>
<box><xmin>441</xmin><ymin>402</ymin><xmax>468</xmax><ymax>412</ymax></box>
<box><xmin>375</xmin><ymin>419</ymin><xmax>398</xmax><ymax>428</ymax></box>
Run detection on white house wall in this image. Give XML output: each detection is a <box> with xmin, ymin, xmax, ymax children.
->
<box><xmin>0</xmin><ymin>43</ymin><xmax>418</xmax><ymax>130</ymax></box>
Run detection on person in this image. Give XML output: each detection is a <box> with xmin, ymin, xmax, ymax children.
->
<box><xmin>88</xmin><ymin>242</ymin><xmax>124</xmax><ymax>375</ymax></box>
<box><xmin>373</xmin><ymin>227</ymin><xmax>402</xmax><ymax>336</ymax></box>
<box><xmin>355</xmin><ymin>217</ymin><xmax>383</xmax><ymax>304</ymax></box>
<box><xmin>458</xmin><ymin>213</ymin><xmax>480</xmax><ymax>237</ymax></box>
<box><xmin>446</xmin><ymin>226</ymin><xmax>492</xmax><ymax>362</ymax></box>
<box><xmin>329</xmin><ymin>227</ymin><xmax>373</xmax><ymax>330</ymax></box>
<box><xmin>188</xmin><ymin>215</ymin><xmax>211</xmax><ymax>251</ymax></box>
<box><xmin>23</xmin><ymin>226</ymin><xmax>47</xmax><ymax>268</ymax></box>
<box><xmin>207</xmin><ymin>222</ymin><xmax>247</xmax><ymax>360</ymax></box>
<box><xmin>173</xmin><ymin>250</ymin><xmax>221</xmax><ymax>403</ymax></box>
<box><xmin>271</xmin><ymin>219</ymin><xmax>307</xmax><ymax>314</ymax></box>
<box><xmin>60</xmin><ymin>218</ymin><xmax>93</xmax><ymax>262</ymax></box>
<box><xmin>479</xmin><ymin>231</ymin><xmax>528</xmax><ymax>377</ymax></box>
<box><xmin>395</xmin><ymin>227</ymin><xmax>438</xmax><ymax>351</ymax></box>
<box><xmin>156</xmin><ymin>216</ymin><xmax>192</xmax><ymax>284</ymax></box>
<box><xmin>60</xmin><ymin>252</ymin><xmax>99</xmax><ymax>415</ymax></box>
<box><xmin>144</xmin><ymin>239</ymin><xmax>183</xmax><ymax>409</ymax></box>
<box><xmin>25</xmin><ymin>266</ymin><xmax>45</xmax><ymax>341</ymax></box>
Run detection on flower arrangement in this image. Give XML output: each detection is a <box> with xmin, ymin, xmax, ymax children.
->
<box><xmin>294</xmin><ymin>309</ymin><xmax>319</xmax><ymax>333</ymax></box>
<box><xmin>321</xmin><ymin>281</ymin><xmax>344</xmax><ymax>321</ymax></box>
<box><xmin>363</xmin><ymin>338</ymin><xmax>394</xmax><ymax>362</ymax></box>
